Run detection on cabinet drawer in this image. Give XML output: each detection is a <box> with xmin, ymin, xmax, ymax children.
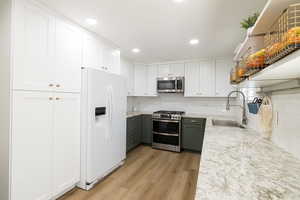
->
<box><xmin>183</xmin><ymin>118</ymin><xmax>206</xmax><ymax>125</ymax></box>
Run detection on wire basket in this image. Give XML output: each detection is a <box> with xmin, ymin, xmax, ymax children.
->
<box><xmin>238</xmin><ymin>47</ymin><xmax>266</xmax><ymax>79</ymax></box>
<box><xmin>265</xmin><ymin>3</ymin><xmax>300</xmax><ymax>64</ymax></box>
<box><xmin>230</xmin><ymin>66</ymin><xmax>238</xmax><ymax>84</ymax></box>
<box><xmin>247</xmin><ymin>97</ymin><xmax>262</xmax><ymax>115</ymax></box>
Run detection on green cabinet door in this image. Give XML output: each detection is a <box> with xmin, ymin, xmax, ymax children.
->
<box><xmin>142</xmin><ymin>115</ymin><xmax>152</xmax><ymax>145</ymax></box>
<box><xmin>134</xmin><ymin>116</ymin><xmax>142</xmax><ymax>146</ymax></box>
<box><xmin>182</xmin><ymin>118</ymin><xmax>206</xmax><ymax>152</ymax></box>
<box><xmin>126</xmin><ymin>115</ymin><xmax>142</xmax><ymax>152</ymax></box>
<box><xmin>126</xmin><ymin>118</ymin><xmax>134</xmax><ymax>151</ymax></box>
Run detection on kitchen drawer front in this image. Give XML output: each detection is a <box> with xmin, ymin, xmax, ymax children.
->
<box><xmin>183</xmin><ymin>117</ymin><xmax>206</xmax><ymax>125</ymax></box>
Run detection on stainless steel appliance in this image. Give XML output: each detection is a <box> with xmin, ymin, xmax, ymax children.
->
<box><xmin>157</xmin><ymin>77</ymin><xmax>184</xmax><ymax>93</ymax></box>
<box><xmin>152</xmin><ymin>110</ymin><xmax>185</xmax><ymax>152</ymax></box>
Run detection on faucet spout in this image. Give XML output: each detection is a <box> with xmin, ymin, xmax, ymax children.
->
<box><xmin>226</xmin><ymin>90</ymin><xmax>248</xmax><ymax>125</ymax></box>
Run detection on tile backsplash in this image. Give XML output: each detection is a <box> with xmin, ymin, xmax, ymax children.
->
<box><xmin>128</xmin><ymin>94</ymin><xmax>239</xmax><ymax>118</ymax></box>
<box><xmin>242</xmin><ymin>87</ymin><xmax>300</xmax><ymax>160</ymax></box>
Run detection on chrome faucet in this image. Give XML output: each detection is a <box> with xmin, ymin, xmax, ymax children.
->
<box><xmin>226</xmin><ymin>91</ymin><xmax>248</xmax><ymax>125</ymax></box>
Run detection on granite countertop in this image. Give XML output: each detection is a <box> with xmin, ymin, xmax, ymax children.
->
<box><xmin>195</xmin><ymin>124</ymin><xmax>300</xmax><ymax>200</ymax></box>
<box><xmin>126</xmin><ymin>112</ymin><xmax>152</xmax><ymax>118</ymax></box>
<box><xmin>127</xmin><ymin>112</ymin><xmax>236</xmax><ymax>121</ymax></box>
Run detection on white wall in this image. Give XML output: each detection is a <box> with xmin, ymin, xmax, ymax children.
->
<box><xmin>0</xmin><ymin>0</ymin><xmax>12</xmax><ymax>199</ymax></box>
<box><xmin>130</xmin><ymin>94</ymin><xmax>239</xmax><ymax>117</ymax></box>
<box><xmin>242</xmin><ymin>87</ymin><xmax>300</xmax><ymax>160</ymax></box>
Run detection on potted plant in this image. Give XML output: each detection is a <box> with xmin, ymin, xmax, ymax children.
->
<box><xmin>241</xmin><ymin>13</ymin><xmax>260</xmax><ymax>36</ymax></box>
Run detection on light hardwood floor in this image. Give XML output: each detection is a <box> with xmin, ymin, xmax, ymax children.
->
<box><xmin>59</xmin><ymin>145</ymin><xmax>201</xmax><ymax>200</ymax></box>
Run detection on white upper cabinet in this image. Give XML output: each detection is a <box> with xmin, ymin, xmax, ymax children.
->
<box><xmin>13</xmin><ymin>0</ymin><xmax>55</xmax><ymax>91</ymax></box>
<box><xmin>83</xmin><ymin>32</ymin><xmax>120</xmax><ymax>74</ymax></box>
<box><xmin>120</xmin><ymin>58</ymin><xmax>135</xmax><ymax>96</ymax></box>
<box><xmin>199</xmin><ymin>61</ymin><xmax>215</xmax><ymax>97</ymax></box>
<box><xmin>158</xmin><ymin>62</ymin><xmax>185</xmax><ymax>77</ymax></box>
<box><xmin>134</xmin><ymin>64</ymin><xmax>158</xmax><ymax>96</ymax></box>
<box><xmin>158</xmin><ymin>64</ymin><xmax>171</xmax><ymax>77</ymax></box>
<box><xmin>102</xmin><ymin>44</ymin><xmax>120</xmax><ymax>74</ymax></box>
<box><xmin>215</xmin><ymin>59</ymin><xmax>235</xmax><ymax>97</ymax></box>
<box><xmin>170</xmin><ymin>63</ymin><xmax>185</xmax><ymax>77</ymax></box>
<box><xmin>185</xmin><ymin>59</ymin><xmax>234</xmax><ymax>97</ymax></box>
<box><xmin>134</xmin><ymin>64</ymin><xmax>148</xmax><ymax>96</ymax></box>
<box><xmin>13</xmin><ymin>0</ymin><xmax>82</xmax><ymax>93</ymax></box>
<box><xmin>147</xmin><ymin>64</ymin><xmax>158</xmax><ymax>96</ymax></box>
<box><xmin>184</xmin><ymin>62</ymin><xmax>200</xmax><ymax>97</ymax></box>
<box><xmin>83</xmin><ymin>33</ymin><xmax>102</xmax><ymax>70</ymax></box>
<box><xmin>55</xmin><ymin>20</ymin><xmax>82</xmax><ymax>93</ymax></box>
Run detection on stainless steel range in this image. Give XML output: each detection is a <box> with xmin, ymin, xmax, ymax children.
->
<box><xmin>152</xmin><ymin>110</ymin><xmax>185</xmax><ymax>152</ymax></box>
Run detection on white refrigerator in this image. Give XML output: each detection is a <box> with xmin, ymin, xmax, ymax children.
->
<box><xmin>79</xmin><ymin>68</ymin><xmax>127</xmax><ymax>190</ymax></box>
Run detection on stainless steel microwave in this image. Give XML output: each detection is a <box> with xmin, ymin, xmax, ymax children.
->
<box><xmin>157</xmin><ymin>77</ymin><xmax>184</xmax><ymax>93</ymax></box>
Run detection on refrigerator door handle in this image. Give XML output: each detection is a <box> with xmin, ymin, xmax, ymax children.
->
<box><xmin>108</xmin><ymin>86</ymin><xmax>113</xmax><ymax>141</ymax></box>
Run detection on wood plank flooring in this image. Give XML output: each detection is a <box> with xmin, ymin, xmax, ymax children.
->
<box><xmin>59</xmin><ymin>145</ymin><xmax>201</xmax><ymax>200</ymax></box>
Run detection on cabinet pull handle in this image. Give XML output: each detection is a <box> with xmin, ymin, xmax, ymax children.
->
<box><xmin>49</xmin><ymin>97</ymin><xmax>53</xmax><ymax>100</ymax></box>
<box><xmin>49</xmin><ymin>84</ymin><xmax>54</xmax><ymax>87</ymax></box>
<box><xmin>56</xmin><ymin>97</ymin><xmax>60</xmax><ymax>100</ymax></box>
<box><xmin>56</xmin><ymin>84</ymin><xmax>60</xmax><ymax>88</ymax></box>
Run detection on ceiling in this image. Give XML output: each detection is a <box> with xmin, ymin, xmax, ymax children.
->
<box><xmin>38</xmin><ymin>0</ymin><xmax>267</xmax><ymax>63</ymax></box>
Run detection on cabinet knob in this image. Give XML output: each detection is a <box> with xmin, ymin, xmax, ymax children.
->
<box><xmin>49</xmin><ymin>84</ymin><xmax>54</xmax><ymax>87</ymax></box>
<box><xmin>49</xmin><ymin>97</ymin><xmax>53</xmax><ymax>100</ymax></box>
<box><xmin>56</xmin><ymin>97</ymin><xmax>60</xmax><ymax>100</ymax></box>
<box><xmin>56</xmin><ymin>84</ymin><xmax>60</xmax><ymax>88</ymax></box>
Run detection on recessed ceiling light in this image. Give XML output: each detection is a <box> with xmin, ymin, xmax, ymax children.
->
<box><xmin>189</xmin><ymin>39</ymin><xmax>199</xmax><ymax>45</ymax></box>
<box><xmin>173</xmin><ymin>0</ymin><xmax>184</xmax><ymax>3</ymax></box>
<box><xmin>132</xmin><ymin>48</ymin><xmax>140</xmax><ymax>53</ymax></box>
<box><xmin>85</xmin><ymin>18</ymin><xmax>98</xmax><ymax>25</ymax></box>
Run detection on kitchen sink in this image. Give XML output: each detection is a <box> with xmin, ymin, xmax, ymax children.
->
<box><xmin>212</xmin><ymin>119</ymin><xmax>245</xmax><ymax>129</ymax></box>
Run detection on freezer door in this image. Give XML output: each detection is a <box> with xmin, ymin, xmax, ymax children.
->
<box><xmin>85</xmin><ymin>69</ymin><xmax>126</xmax><ymax>184</ymax></box>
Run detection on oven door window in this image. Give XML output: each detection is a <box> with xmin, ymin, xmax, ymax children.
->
<box><xmin>153</xmin><ymin>120</ymin><xmax>179</xmax><ymax>135</ymax></box>
<box><xmin>177</xmin><ymin>79</ymin><xmax>183</xmax><ymax>90</ymax></box>
<box><xmin>157</xmin><ymin>80</ymin><xmax>175</xmax><ymax>91</ymax></box>
<box><xmin>153</xmin><ymin>134</ymin><xmax>179</xmax><ymax>146</ymax></box>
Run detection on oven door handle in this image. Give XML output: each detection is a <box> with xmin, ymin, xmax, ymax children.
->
<box><xmin>153</xmin><ymin>132</ymin><xmax>179</xmax><ymax>137</ymax></box>
<box><xmin>152</xmin><ymin>119</ymin><xmax>180</xmax><ymax>123</ymax></box>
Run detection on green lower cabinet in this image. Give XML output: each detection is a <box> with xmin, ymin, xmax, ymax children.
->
<box><xmin>182</xmin><ymin>118</ymin><xmax>206</xmax><ymax>153</ymax></box>
<box><xmin>142</xmin><ymin>115</ymin><xmax>152</xmax><ymax>145</ymax></box>
<box><xmin>127</xmin><ymin>114</ymin><xmax>153</xmax><ymax>152</ymax></box>
<box><xmin>126</xmin><ymin>115</ymin><xmax>142</xmax><ymax>152</ymax></box>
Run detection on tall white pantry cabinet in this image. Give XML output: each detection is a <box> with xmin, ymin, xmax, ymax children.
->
<box><xmin>11</xmin><ymin>0</ymin><xmax>81</xmax><ymax>199</ymax></box>
<box><xmin>0</xmin><ymin>0</ymin><xmax>120</xmax><ymax>199</ymax></box>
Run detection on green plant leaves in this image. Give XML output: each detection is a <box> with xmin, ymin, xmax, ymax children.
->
<box><xmin>240</xmin><ymin>12</ymin><xmax>260</xmax><ymax>30</ymax></box>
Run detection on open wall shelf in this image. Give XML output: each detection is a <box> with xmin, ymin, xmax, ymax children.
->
<box><xmin>234</xmin><ymin>0</ymin><xmax>300</xmax><ymax>62</ymax></box>
<box><xmin>233</xmin><ymin>0</ymin><xmax>300</xmax><ymax>91</ymax></box>
<box><xmin>237</xmin><ymin>49</ymin><xmax>300</xmax><ymax>90</ymax></box>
